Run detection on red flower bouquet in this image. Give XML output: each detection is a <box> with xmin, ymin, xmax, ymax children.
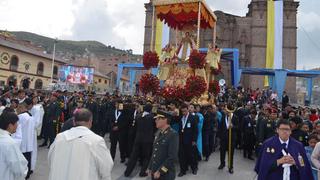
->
<box><xmin>139</xmin><ymin>74</ymin><xmax>160</xmax><ymax>95</ymax></box>
<box><xmin>188</xmin><ymin>50</ymin><xmax>206</xmax><ymax>69</ymax></box>
<box><xmin>208</xmin><ymin>80</ymin><xmax>220</xmax><ymax>96</ymax></box>
<box><xmin>143</xmin><ymin>51</ymin><xmax>159</xmax><ymax>69</ymax></box>
<box><xmin>185</xmin><ymin>75</ymin><xmax>207</xmax><ymax>98</ymax></box>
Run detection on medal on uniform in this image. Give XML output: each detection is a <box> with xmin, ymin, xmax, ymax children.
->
<box><xmin>115</xmin><ymin>110</ymin><xmax>121</xmax><ymax>123</ymax></box>
<box><xmin>271</xmin><ymin>148</ymin><xmax>275</xmax><ymax>154</ymax></box>
<box><xmin>267</xmin><ymin>147</ymin><xmax>270</xmax><ymax>153</ymax></box>
<box><xmin>298</xmin><ymin>153</ymin><xmax>305</xmax><ymax>167</ymax></box>
<box><xmin>267</xmin><ymin>123</ymin><xmax>271</xmax><ymax>128</ymax></box>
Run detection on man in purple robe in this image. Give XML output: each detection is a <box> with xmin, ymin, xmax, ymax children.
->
<box><xmin>255</xmin><ymin>119</ymin><xmax>314</xmax><ymax>180</ymax></box>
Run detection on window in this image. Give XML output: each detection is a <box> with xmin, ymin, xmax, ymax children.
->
<box><xmin>10</xmin><ymin>55</ymin><xmax>19</xmax><ymax>71</ymax></box>
<box><xmin>99</xmin><ymin>79</ymin><xmax>101</xmax><ymax>83</ymax></box>
<box><xmin>37</xmin><ymin>62</ymin><xmax>44</xmax><ymax>75</ymax></box>
<box><xmin>53</xmin><ymin>66</ymin><xmax>58</xmax><ymax>78</ymax></box>
<box><xmin>34</xmin><ymin>79</ymin><xmax>43</xmax><ymax>89</ymax></box>
<box><xmin>105</xmin><ymin>80</ymin><xmax>107</xmax><ymax>84</ymax></box>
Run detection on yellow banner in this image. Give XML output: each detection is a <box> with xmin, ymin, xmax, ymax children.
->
<box><xmin>264</xmin><ymin>0</ymin><xmax>275</xmax><ymax>86</ymax></box>
<box><xmin>155</xmin><ymin>19</ymin><xmax>163</xmax><ymax>55</ymax></box>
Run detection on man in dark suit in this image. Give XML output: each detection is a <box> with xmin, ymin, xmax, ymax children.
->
<box><xmin>202</xmin><ymin>105</ymin><xmax>217</xmax><ymax>161</ymax></box>
<box><xmin>178</xmin><ymin>104</ymin><xmax>198</xmax><ymax>177</ymax></box>
<box><xmin>243</xmin><ymin>109</ymin><xmax>257</xmax><ymax>160</ymax></box>
<box><xmin>218</xmin><ymin>103</ymin><xmax>239</xmax><ymax>174</ymax></box>
<box><xmin>110</xmin><ymin>101</ymin><xmax>128</xmax><ymax>163</ymax></box>
<box><xmin>126</xmin><ymin>102</ymin><xmax>139</xmax><ymax>158</ymax></box>
<box><xmin>125</xmin><ymin>104</ymin><xmax>155</xmax><ymax>177</ymax></box>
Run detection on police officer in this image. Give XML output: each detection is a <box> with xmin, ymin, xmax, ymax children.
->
<box><xmin>39</xmin><ymin>92</ymin><xmax>61</xmax><ymax>148</ymax></box>
<box><xmin>290</xmin><ymin>116</ymin><xmax>308</xmax><ymax>146</ymax></box>
<box><xmin>147</xmin><ymin>112</ymin><xmax>179</xmax><ymax>180</ymax></box>
<box><xmin>257</xmin><ymin>108</ymin><xmax>277</xmax><ymax>146</ymax></box>
<box><xmin>243</xmin><ymin>109</ymin><xmax>257</xmax><ymax>160</ymax></box>
<box><xmin>84</xmin><ymin>92</ymin><xmax>99</xmax><ymax>135</ymax></box>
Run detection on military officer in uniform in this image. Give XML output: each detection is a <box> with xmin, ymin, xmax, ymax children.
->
<box><xmin>39</xmin><ymin>92</ymin><xmax>61</xmax><ymax>147</ymax></box>
<box><xmin>257</xmin><ymin>108</ymin><xmax>277</xmax><ymax>147</ymax></box>
<box><xmin>84</xmin><ymin>92</ymin><xmax>99</xmax><ymax>135</ymax></box>
<box><xmin>290</xmin><ymin>116</ymin><xmax>308</xmax><ymax>146</ymax></box>
<box><xmin>243</xmin><ymin>109</ymin><xmax>257</xmax><ymax>160</ymax></box>
<box><xmin>147</xmin><ymin>111</ymin><xmax>179</xmax><ymax>180</ymax></box>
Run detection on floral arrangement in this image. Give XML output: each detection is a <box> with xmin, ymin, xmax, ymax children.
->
<box><xmin>188</xmin><ymin>50</ymin><xmax>206</xmax><ymax>69</ymax></box>
<box><xmin>208</xmin><ymin>80</ymin><xmax>220</xmax><ymax>96</ymax></box>
<box><xmin>160</xmin><ymin>86</ymin><xmax>193</xmax><ymax>102</ymax></box>
<box><xmin>143</xmin><ymin>51</ymin><xmax>159</xmax><ymax>69</ymax></box>
<box><xmin>185</xmin><ymin>75</ymin><xmax>207</xmax><ymax>98</ymax></box>
<box><xmin>139</xmin><ymin>74</ymin><xmax>160</xmax><ymax>95</ymax></box>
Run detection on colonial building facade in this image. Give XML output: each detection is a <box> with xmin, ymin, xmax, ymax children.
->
<box><xmin>0</xmin><ymin>34</ymin><xmax>63</xmax><ymax>90</ymax></box>
<box><xmin>144</xmin><ymin>0</ymin><xmax>299</xmax><ymax>100</ymax></box>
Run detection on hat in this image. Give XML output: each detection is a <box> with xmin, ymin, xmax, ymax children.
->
<box><xmin>269</xmin><ymin>108</ymin><xmax>278</xmax><ymax>114</ymax></box>
<box><xmin>52</xmin><ymin>92</ymin><xmax>59</xmax><ymax>97</ymax></box>
<box><xmin>77</xmin><ymin>98</ymin><xmax>84</xmax><ymax>103</ymax></box>
<box><xmin>154</xmin><ymin>110</ymin><xmax>172</xmax><ymax>120</ymax></box>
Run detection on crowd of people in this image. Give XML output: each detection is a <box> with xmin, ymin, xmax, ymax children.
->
<box><xmin>1</xmin><ymin>86</ymin><xmax>320</xmax><ymax>179</ymax></box>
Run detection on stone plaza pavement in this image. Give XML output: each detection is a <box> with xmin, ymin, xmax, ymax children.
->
<box><xmin>30</xmin><ymin>139</ymin><xmax>257</xmax><ymax>180</ymax></box>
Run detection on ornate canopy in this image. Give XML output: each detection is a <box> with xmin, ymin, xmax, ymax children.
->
<box><xmin>153</xmin><ymin>0</ymin><xmax>217</xmax><ymax>30</ymax></box>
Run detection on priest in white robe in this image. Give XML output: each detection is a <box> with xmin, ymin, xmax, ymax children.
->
<box><xmin>48</xmin><ymin>108</ymin><xmax>113</xmax><ymax>180</ymax></box>
<box><xmin>29</xmin><ymin>97</ymin><xmax>44</xmax><ymax>171</ymax></box>
<box><xmin>0</xmin><ymin>111</ymin><xmax>28</xmax><ymax>180</ymax></box>
<box><xmin>17</xmin><ymin>102</ymin><xmax>36</xmax><ymax>179</ymax></box>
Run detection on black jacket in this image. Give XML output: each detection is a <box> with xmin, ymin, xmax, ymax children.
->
<box><xmin>217</xmin><ymin>112</ymin><xmax>239</xmax><ymax>142</ymax></box>
<box><xmin>179</xmin><ymin>113</ymin><xmax>198</xmax><ymax>145</ymax></box>
<box><xmin>110</xmin><ymin>109</ymin><xmax>128</xmax><ymax>132</ymax></box>
<box><xmin>135</xmin><ymin>113</ymin><xmax>155</xmax><ymax>143</ymax></box>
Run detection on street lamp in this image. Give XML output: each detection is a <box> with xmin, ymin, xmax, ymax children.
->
<box><xmin>50</xmin><ymin>38</ymin><xmax>58</xmax><ymax>83</ymax></box>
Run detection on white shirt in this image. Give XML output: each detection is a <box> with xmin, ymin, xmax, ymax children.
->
<box><xmin>279</xmin><ymin>137</ymin><xmax>289</xmax><ymax>149</ymax></box>
<box><xmin>0</xmin><ymin>106</ymin><xmax>5</xmax><ymax>115</ymax></box>
<box><xmin>48</xmin><ymin>126</ymin><xmax>113</xmax><ymax>180</ymax></box>
<box><xmin>0</xmin><ymin>129</ymin><xmax>28</xmax><ymax>180</ymax></box>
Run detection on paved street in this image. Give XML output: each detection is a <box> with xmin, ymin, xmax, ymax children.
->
<box><xmin>30</xmin><ymin>139</ymin><xmax>256</xmax><ymax>180</ymax></box>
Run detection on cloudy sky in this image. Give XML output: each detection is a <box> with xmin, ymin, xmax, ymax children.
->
<box><xmin>0</xmin><ymin>0</ymin><xmax>319</xmax><ymax>69</ymax></box>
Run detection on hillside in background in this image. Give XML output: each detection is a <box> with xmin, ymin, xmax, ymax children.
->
<box><xmin>2</xmin><ymin>31</ymin><xmax>138</xmax><ymax>60</ymax></box>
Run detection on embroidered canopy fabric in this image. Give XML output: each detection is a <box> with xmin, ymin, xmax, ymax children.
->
<box><xmin>153</xmin><ymin>0</ymin><xmax>217</xmax><ymax>30</ymax></box>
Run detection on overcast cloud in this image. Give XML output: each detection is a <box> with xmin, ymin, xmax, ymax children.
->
<box><xmin>0</xmin><ymin>0</ymin><xmax>319</xmax><ymax>69</ymax></box>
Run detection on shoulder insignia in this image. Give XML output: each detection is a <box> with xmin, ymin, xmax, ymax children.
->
<box><xmin>271</xmin><ymin>148</ymin><xmax>275</xmax><ymax>154</ymax></box>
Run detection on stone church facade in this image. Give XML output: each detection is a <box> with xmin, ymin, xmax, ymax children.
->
<box><xmin>143</xmin><ymin>0</ymin><xmax>299</xmax><ymax>101</ymax></box>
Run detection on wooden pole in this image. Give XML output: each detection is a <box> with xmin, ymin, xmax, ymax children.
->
<box><xmin>196</xmin><ymin>1</ymin><xmax>201</xmax><ymax>50</ymax></box>
<box><xmin>150</xmin><ymin>4</ymin><xmax>156</xmax><ymax>51</ymax></box>
<box><xmin>228</xmin><ymin>114</ymin><xmax>232</xmax><ymax>169</ymax></box>
<box><xmin>213</xmin><ymin>21</ymin><xmax>217</xmax><ymax>48</ymax></box>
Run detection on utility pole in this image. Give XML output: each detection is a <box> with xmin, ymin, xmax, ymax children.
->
<box><xmin>51</xmin><ymin>38</ymin><xmax>58</xmax><ymax>83</ymax></box>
